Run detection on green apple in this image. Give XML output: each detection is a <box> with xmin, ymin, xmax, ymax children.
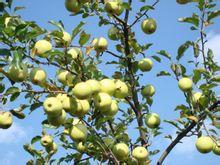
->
<box><xmin>176</xmin><ymin>0</ymin><xmax>189</xmax><ymax>4</ymax></box>
<box><xmin>178</xmin><ymin>77</ymin><xmax>193</xmax><ymax>91</ymax></box>
<box><xmin>34</xmin><ymin>39</ymin><xmax>52</xmax><ymax>57</ymax></box>
<box><xmin>69</xmin><ymin>123</ymin><xmax>87</xmax><ymax>142</ymax></box>
<box><xmin>8</xmin><ymin>64</ymin><xmax>28</xmax><ymax>82</ymax></box>
<box><xmin>62</xmin><ymin>31</ymin><xmax>71</xmax><ymax>45</ymax></box>
<box><xmin>73</xmin><ymin>82</ymin><xmax>92</xmax><ymax>99</ymax></box>
<box><xmin>47</xmin><ymin>110</ymin><xmax>66</xmax><ymax>127</ymax></box>
<box><xmin>86</xmin><ymin>79</ymin><xmax>101</xmax><ymax>96</ymax></box>
<box><xmin>141</xmin><ymin>85</ymin><xmax>155</xmax><ymax>97</ymax></box>
<box><xmin>132</xmin><ymin>146</ymin><xmax>149</xmax><ymax>161</ymax></box>
<box><xmin>105</xmin><ymin>1</ymin><xmax>124</xmax><ymax>16</ymax></box>
<box><xmin>76</xmin><ymin>142</ymin><xmax>86</xmax><ymax>153</ymax></box>
<box><xmin>195</xmin><ymin>136</ymin><xmax>214</xmax><ymax>153</ymax></box>
<box><xmin>57</xmin><ymin>70</ymin><xmax>74</xmax><ymax>85</ymax></box>
<box><xmin>114</xmin><ymin>79</ymin><xmax>129</xmax><ymax>99</ymax></box>
<box><xmin>192</xmin><ymin>92</ymin><xmax>203</xmax><ymax>105</ymax></box>
<box><xmin>43</xmin><ymin>97</ymin><xmax>63</xmax><ymax>117</ymax></box>
<box><xmin>4</xmin><ymin>17</ymin><xmax>11</xmax><ymax>27</ymax></box>
<box><xmin>100</xmin><ymin>79</ymin><xmax>116</xmax><ymax>96</ymax></box>
<box><xmin>213</xmin><ymin>142</ymin><xmax>220</xmax><ymax>155</ymax></box>
<box><xmin>57</xmin><ymin>94</ymin><xmax>76</xmax><ymax>112</ymax></box>
<box><xmin>93</xmin><ymin>37</ymin><xmax>108</xmax><ymax>53</ymax></box>
<box><xmin>138</xmin><ymin>58</ymin><xmax>153</xmax><ymax>72</ymax></box>
<box><xmin>113</xmin><ymin>143</ymin><xmax>129</xmax><ymax>161</ymax></box>
<box><xmin>103</xmin><ymin>137</ymin><xmax>114</xmax><ymax>149</ymax></box>
<box><xmin>41</xmin><ymin>135</ymin><xmax>53</xmax><ymax>148</ymax></box>
<box><xmin>72</xmin><ymin>117</ymin><xmax>83</xmax><ymax>126</ymax></box>
<box><xmin>0</xmin><ymin>111</ymin><xmax>13</xmax><ymax>129</ymax></box>
<box><xmin>65</xmin><ymin>0</ymin><xmax>81</xmax><ymax>13</ymax></box>
<box><xmin>108</xmin><ymin>26</ymin><xmax>119</xmax><ymax>41</ymax></box>
<box><xmin>67</xmin><ymin>48</ymin><xmax>82</xmax><ymax>59</ymax></box>
<box><xmin>102</xmin><ymin>100</ymin><xmax>118</xmax><ymax>116</ymax></box>
<box><xmin>30</xmin><ymin>67</ymin><xmax>47</xmax><ymax>86</ymax></box>
<box><xmin>145</xmin><ymin>113</ymin><xmax>160</xmax><ymax>129</ymax></box>
<box><xmin>71</xmin><ymin>99</ymin><xmax>90</xmax><ymax>117</ymax></box>
<box><xmin>141</xmin><ymin>18</ymin><xmax>157</xmax><ymax>34</ymax></box>
<box><xmin>46</xmin><ymin>142</ymin><xmax>58</xmax><ymax>155</ymax></box>
<box><xmin>94</xmin><ymin>92</ymin><xmax>112</xmax><ymax>109</ymax></box>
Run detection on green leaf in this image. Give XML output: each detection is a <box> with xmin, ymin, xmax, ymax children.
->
<box><xmin>175</xmin><ymin>104</ymin><xmax>189</xmax><ymax>111</ymax></box>
<box><xmin>208</xmin><ymin>10</ymin><xmax>220</xmax><ymax>21</ymax></box>
<box><xmin>156</xmin><ymin>71</ymin><xmax>171</xmax><ymax>77</ymax></box>
<box><xmin>79</xmin><ymin>31</ymin><xmax>90</xmax><ymax>46</ymax></box>
<box><xmin>30</xmin><ymin>102</ymin><xmax>43</xmax><ymax>112</ymax></box>
<box><xmin>178</xmin><ymin>13</ymin><xmax>199</xmax><ymax>27</ymax></box>
<box><xmin>0</xmin><ymin>48</ymin><xmax>11</xmax><ymax>56</ymax></box>
<box><xmin>10</xmin><ymin>110</ymin><xmax>25</xmax><ymax>119</ymax></box>
<box><xmin>157</xmin><ymin>50</ymin><xmax>171</xmax><ymax>60</ymax></box>
<box><xmin>151</xmin><ymin>55</ymin><xmax>161</xmax><ymax>63</ymax></box>
<box><xmin>31</xmin><ymin>135</ymin><xmax>41</xmax><ymax>145</ymax></box>
<box><xmin>72</xmin><ymin>21</ymin><xmax>85</xmax><ymax>40</ymax></box>
<box><xmin>140</xmin><ymin>5</ymin><xmax>154</xmax><ymax>12</ymax></box>
<box><xmin>48</xmin><ymin>20</ymin><xmax>64</xmax><ymax>31</ymax></box>
<box><xmin>177</xmin><ymin>41</ymin><xmax>193</xmax><ymax>60</ymax></box>
<box><xmin>5</xmin><ymin>87</ymin><xmax>20</xmax><ymax>95</ymax></box>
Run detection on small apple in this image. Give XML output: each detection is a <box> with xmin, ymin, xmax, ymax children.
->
<box><xmin>132</xmin><ymin>146</ymin><xmax>149</xmax><ymax>161</ymax></box>
<box><xmin>176</xmin><ymin>0</ymin><xmax>189</xmax><ymax>4</ymax></box>
<box><xmin>30</xmin><ymin>67</ymin><xmax>47</xmax><ymax>86</ymax></box>
<box><xmin>141</xmin><ymin>18</ymin><xmax>157</xmax><ymax>34</ymax></box>
<box><xmin>195</xmin><ymin>136</ymin><xmax>214</xmax><ymax>153</ymax></box>
<box><xmin>105</xmin><ymin>1</ymin><xmax>123</xmax><ymax>16</ymax></box>
<box><xmin>43</xmin><ymin>97</ymin><xmax>63</xmax><ymax>117</ymax></box>
<box><xmin>8</xmin><ymin>64</ymin><xmax>28</xmax><ymax>82</ymax></box>
<box><xmin>192</xmin><ymin>92</ymin><xmax>203</xmax><ymax>105</ymax></box>
<box><xmin>47</xmin><ymin>110</ymin><xmax>66</xmax><ymax>127</ymax></box>
<box><xmin>100</xmin><ymin>79</ymin><xmax>116</xmax><ymax>96</ymax></box>
<box><xmin>34</xmin><ymin>39</ymin><xmax>52</xmax><ymax>57</ymax></box>
<box><xmin>114</xmin><ymin>79</ymin><xmax>129</xmax><ymax>99</ymax></box>
<box><xmin>113</xmin><ymin>143</ymin><xmax>129</xmax><ymax>161</ymax></box>
<box><xmin>108</xmin><ymin>26</ymin><xmax>119</xmax><ymax>41</ymax></box>
<box><xmin>67</xmin><ymin>48</ymin><xmax>82</xmax><ymax>59</ymax></box>
<box><xmin>76</xmin><ymin>142</ymin><xmax>86</xmax><ymax>153</ymax></box>
<box><xmin>138</xmin><ymin>58</ymin><xmax>153</xmax><ymax>72</ymax></box>
<box><xmin>86</xmin><ymin>79</ymin><xmax>101</xmax><ymax>96</ymax></box>
<box><xmin>71</xmin><ymin>99</ymin><xmax>90</xmax><ymax>117</ymax></box>
<box><xmin>65</xmin><ymin>0</ymin><xmax>81</xmax><ymax>13</ymax></box>
<box><xmin>145</xmin><ymin>113</ymin><xmax>161</xmax><ymax>129</ymax></box>
<box><xmin>41</xmin><ymin>135</ymin><xmax>53</xmax><ymax>148</ymax></box>
<box><xmin>72</xmin><ymin>117</ymin><xmax>83</xmax><ymax>126</ymax></box>
<box><xmin>178</xmin><ymin>77</ymin><xmax>193</xmax><ymax>91</ymax></box>
<box><xmin>69</xmin><ymin>123</ymin><xmax>87</xmax><ymax>142</ymax></box>
<box><xmin>213</xmin><ymin>142</ymin><xmax>220</xmax><ymax>155</ymax></box>
<box><xmin>46</xmin><ymin>142</ymin><xmax>58</xmax><ymax>155</ymax></box>
<box><xmin>62</xmin><ymin>31</ymin><xmax>71</xmax><ymax>45</ymax></box>
<box><xmin>141</xmin><ymin>85</ymin><xmax>155</xmax><ymax>97</ymax></box>
<box><xmin>0</xmin><ymin>111</ymin><xmax>13</xmax><ymax>129</ymax></box>
<box><xmin>94</xmin><ymin>92</ymin><xmax>112</xmax><ymax>110</ymax></box>
<box><xmin>57</xmin><ymin>94</ymin><xmax>76</xmax><ymax>112</ymax></box>
<box><xmin>93</xmin><ymin>37</ymin><xmax>108</xmax><ymax>53</ymax></box>
<box><xmin>73</xmin><ymin>82</ymin><xmax>92</xmax><ymax>99</ymax></box>
<box><xmin>57</xmin><ymin>70</ymin><xmax>74</xmax><ymax>85</ymax></box>
<box><xmin>102</xmin><ymin>100</ymin><xmax>118</xmax><ymax>116</ymax></box>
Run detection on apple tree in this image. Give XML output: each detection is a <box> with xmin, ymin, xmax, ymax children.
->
<box><xmin>0</xmin><ymin>0</ymin><xmax>219</xmax><ymax>164</ymax></box>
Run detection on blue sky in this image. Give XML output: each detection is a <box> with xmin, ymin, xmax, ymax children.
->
<box><xmin>0</xmin><ymin>0</ymin><xmax>220</xmax><ymax>165</ymax></box>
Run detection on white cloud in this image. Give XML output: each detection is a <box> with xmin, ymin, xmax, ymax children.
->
<box><xmin>205</xmin><ymin>32</ymin><xmax>220</xmax><ymax>63</ymax></box>
<box><xmin>0</xmin><ymin>122</ymin><xmax>26</xmax><ymax>143</ymax></box>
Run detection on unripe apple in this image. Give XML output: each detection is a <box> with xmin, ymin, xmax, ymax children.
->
<box><xmin>4</xmin><ymin>17</ymin><xmax>11</xmax><ymax>27</ymax></box>
<box><xmin>103</xmin><ymin>137</ymin><xmax>114</xmax><ymax>149</ymax></box>
<box><xmin>132</xmin><ymin>146</ymin><xmax>149</xmax><ymax>161</ymax></box>
<box><xmin>0</xmin><ymin>111</ymin><xmax>13</xmax><ymax>129</ymax></box>
<box><xmin>102</xmin><ymin>100</ymin><xmax>118</xmax><ymax>116</ymax></box>
<box><xmin>213</xmin><ymin>143</ymin><xmax>220</xmax><ymax>155</ymax></box>
<box><xmin>93</xmin><ymin>37</ymin><xmax>108</xmax><ymax>53</ymax></box>
<box><xmin>86</xmin><ymin>79</ymin><xmax>101</xmax><ymax>96</ymax></box>
<box><xmin>114</xmin><ymin>79</ymin><xmax>129</xmax><ymax>99</ymax></box>
<box><xmin>72</xmin><ymin>117</ymin><xmax>83</xmax><ymax>126</ymax></box>
<box><xmin>108</xmin><ymin>26</ymin><xmax>119</xmax><ymax>41</ymax></box>
<box><xmin>72</xmin><ymin>99</ymin><xmax>90</xmax><ymax>117</ymax></box>
<box><xmin>30</xmin><ymin>67</ymin><xmax>47</xmax><ymax>86</ymax></box>
<box><xmin>113</xmin><ymin>143</ymin><xmax>129</xmax><ymax>161</ymax></box>
<box><xmin>105</xmin><ymin>1</ymin><xmax>123</xmax><ymax>16</ymax></box>
<box><xmin>69</xmin><ymin>123</ymin><xmax>87</xmax><ymax>142</ymax></box>
<box><xmin>57</xmin><ymin>70</ymin><xmax>74</xmax><ymax>85</ymax></box>
<box><xmin>94</xmin><ymin>92</ymin><xmax>112</xmax><ymax>109</ymax></box>
<box><xmin>41</xmin><ymin>135</ymin><xmax>53</xmax><ymax>148</ymax></box>
<box><xmin>141</xmin><ymin>18</ymin><xmax>157</xmax><ymax>34</ymax></box>
<box><xmin>43</xmin><ymin>97</ymin><xmax>63</xmax><ymax>117</ymax></box>
<box><xmin>195</xmin><ymin>136</ymin><xmax>214</xmax><ymax>154</ymax></box>
<box><xmin>8</xmin><ymin>64</ymin><xmax>28</xmax><ymax>82</ymax></box>
<box><xmin>176</xmin><ymin>0</ymin><xmax>189</xmax><ymax>4</ymax></box>
<box><xmin>62</xmin><ymin>31</ymin><xmax>71</xmax><ymax>45</ymax></box>
<box><xmin>46</xmin><ymin>142</ymin><xmax>58</xmax><ymax>155</ymax></box>
<box><xmin>141</xmin><ymin>85</ymin><xmax>155</xmax><ymax>97</ymax></box>
<box><xmin>34</xmin><ymin>39</ymin><xmax>52</xmax><ymax>57</ymax></box>
<box><xmin>192</xmin><ymin>92</ymin><xmax>203</xmax><ymax>105</ymax></box>
<box><xmin>67</xmin><ymin>48</ymin><xmax>82</xmax><ymax>59</ymax></box>
<box><xmin>100</xmin><ymin>79</ymin><xmax>116</xmax><ymax>96</ymax></box>
<box><xmin>76</xmin><ymin>142</ymin><xmax>86</xmax><ymax>153</ymax></box>
<box><xmin>73</xmin><ymin>82</ymin><xmax>92</xmax><ymax>99</ymax></box>
<box><xmin>145</xmin><ymin>113</ymin><xmax>161</xmax><ymax>129</ymax></box>
<box><xmin>65</xmin><ymin>0</ymin><xmax>81</xmax><ymax>13</ymax></box>
<box><xmin>178</xmin><ymin>77</ymin><xmax>193</xmax><ymax>91</ymax></box>
<box><xmin>47</xmin><ymin>110</ymin><xmax>66</xmax><ymax>127</ymax></box>
<box><xmin>138</xmin><ymin>58</ymin><xmax>153</xmax><ymax>72</ymax></box>
<box><xmin>57</xmin><ymin>94</ymin><xmax>76</xmax><ymax>112</ymax></box>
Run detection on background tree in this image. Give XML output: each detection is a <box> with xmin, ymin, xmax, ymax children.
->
<box><xmin>0</xmin><ymin>0</ymin><xmax>219</xmax><ymax>164</ymax></box>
